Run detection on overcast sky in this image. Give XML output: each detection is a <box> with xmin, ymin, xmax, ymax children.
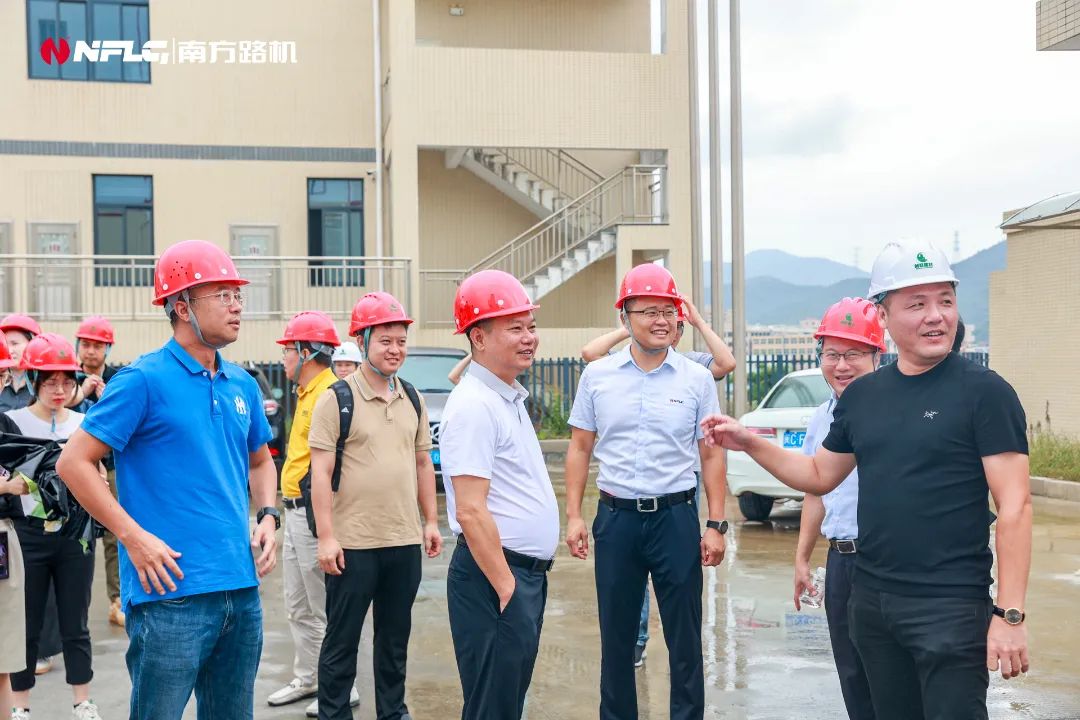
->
<box><xmin>692</xmin><ymin>0</ymin><xmax>1079</xmax><ymax>270</ymax></box>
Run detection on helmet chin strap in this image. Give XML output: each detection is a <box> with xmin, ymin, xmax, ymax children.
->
<box><xmin>166</xmin><ymin>290</ymin><xmax>228</xmax><ymax>351</ymax></box>
<box><xmin>290</xmin><ymin>342</ymin><xmax>328</xmax><ymax>384</ymax></box>
<box><xmin>362</xmin><ymin>327</ymin><xmax>396</xmax><ymax>393</ymax></box>
<box><xmin>24</xmin><ymin>371</ymin><xmax>57</xmax><ymax>432</ymax></box>
<box><xmin>622</xmin><ymin>311</ymin><xmax>670</xmax><ymax>356</ymax></box>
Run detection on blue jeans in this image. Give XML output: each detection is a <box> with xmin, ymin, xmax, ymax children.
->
<box><xmin>126</xmin><ymin>587</ymin><xmax>263</xmax><ymax>720</ymax></box>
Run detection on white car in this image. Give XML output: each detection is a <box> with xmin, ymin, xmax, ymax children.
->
<box><xmin>727</xmin><ymin>368</ymin><xmax>833</xmax><ymax>521</ymax></box>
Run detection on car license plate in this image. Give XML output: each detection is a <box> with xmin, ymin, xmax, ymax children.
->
<box><xmin>430</xmin><ymin>448</ymin><xmax>441</xmax><ymax>465</ymax></box>
<box><xmin>783</xmin><ymin>431</ymin><xmax>805</xmax><ymax>449</ymax></box>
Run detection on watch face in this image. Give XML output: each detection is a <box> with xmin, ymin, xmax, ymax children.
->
<box><xmin>1004</xmin><ymin>608</ymin><xmax>1023</xmax><ymax>625</ymax></box>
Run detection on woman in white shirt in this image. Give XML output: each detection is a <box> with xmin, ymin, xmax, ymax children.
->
<box><xmin>3</xmin><ymin>333</ymin><xmax>102</xmax><ymax>720</ymax></box>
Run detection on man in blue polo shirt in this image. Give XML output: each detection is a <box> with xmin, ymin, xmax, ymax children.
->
<box><xmin>57</xmin><ymin>240</ymin><xmax>279</xmax><ymax>720</ymax></box>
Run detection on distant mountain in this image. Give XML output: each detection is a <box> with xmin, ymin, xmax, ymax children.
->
<box><xmin>700</xmin><ymin>243</ymin><xmax>1006</xmax><ymax>344</ymax></box>
<box><xmin>703</xmin><ymin>250</ymin><xmax>866</xmax><ymax>303</ymax></box>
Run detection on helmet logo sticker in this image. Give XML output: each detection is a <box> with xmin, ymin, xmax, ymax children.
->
<box><xmin>914</xmin><ymin>252</ymin><xmax>934</xmax><ymax>270</ymax></box>
<box><xmin>841</xmin><ymin>313</ymin><xmax>854</xmax><ymax>327</ymax></box>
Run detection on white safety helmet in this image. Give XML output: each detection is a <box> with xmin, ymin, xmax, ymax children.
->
<box><xmin>332</xmin><ymin>341</ymin><xmax>363</xmax><ymax>364</ymax></box>
<box><xmin>867</xmin><ymin>241</ymin><xmax>958</xmax><ymax>302</ymax></box>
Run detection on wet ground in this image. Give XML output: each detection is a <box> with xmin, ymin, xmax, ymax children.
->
<box><xmin>27</xmin><ymin>479</ymin><xmax>1080</xmax><ymax>719</ymax></box>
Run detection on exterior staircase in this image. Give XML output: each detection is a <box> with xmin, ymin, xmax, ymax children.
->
<box><xmin>421</xmin><ymin>149</ymin><xmax>667</xmax><ymax>325</ymax></box>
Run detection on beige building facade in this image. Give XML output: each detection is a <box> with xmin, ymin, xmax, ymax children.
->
<box><xmin>1</xmin><ymin>0</ymin><xmax>694</xmax><ymax>362</ymax></box>
<box><xmin>991</xmin><ymin>192</ymin><xmax>1080</xmax><ymax>439</ymax></box>
<box><xmin>1037</xmin><ymin>0</ymin><xmax>1080</xmax><ymax>50</ymax></box>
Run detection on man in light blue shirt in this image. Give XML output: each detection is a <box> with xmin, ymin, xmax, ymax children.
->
<box><xmin>580</xmin><ymin>294</ymin><xmax>736</xmax><ymax>667</ymax></box>
<box><xmin>565</xmin><ymin>264</ymin><xmax>728</xmax><ymax>720</ymax></box>
<box><xmin>793</xmin><ymin>297</ymin><xmax>886</xmax><ymax>720</ymax></box>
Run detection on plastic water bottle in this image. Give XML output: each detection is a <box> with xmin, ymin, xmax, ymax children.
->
<box><xmin>799</xmin><ymin>567</ymin><xmax>826</xmax><ymax>609</ymax></box>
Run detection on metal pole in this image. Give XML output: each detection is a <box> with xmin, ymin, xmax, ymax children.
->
<box><xmin>730</xmin><ymin>0</ymin><xmax>748</xmax><ymax>417</ymax></box>
<box><xmin>687</xmin><ymin>0</ymin><xmax>705</xmax><ymax>351</ymax></box>
<box><xmin>373</xmin><ymin>0</ymin><xmax>385</xmax><ymax>290</ymax></box>
<box><xmin>707</xmin><ymin>0</ymin><xmax>725</xmax><ymax>408</ymax></box>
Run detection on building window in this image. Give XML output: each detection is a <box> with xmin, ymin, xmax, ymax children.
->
<box><xmin>28</xmin><ymin>0</ymin><xmax>151</xmax><ymax>83</ymax></box>
<box><xmin>308</xmin><ymin>179</ymin><xmax>364</xmax><ymax>287</ymax></box>
<box><xmin>93</xmin><ymin>175</ymin><xmax>153</xmax><ymax>286</ymax></box>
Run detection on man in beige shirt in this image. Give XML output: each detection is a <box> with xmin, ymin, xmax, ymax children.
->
<box><xmin>309</xmin><ymin>292</ymin><xmax>442</xmax><ymax>720</ymax></box>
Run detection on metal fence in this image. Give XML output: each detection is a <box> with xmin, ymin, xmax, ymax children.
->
<box><xmin>0</xmin><ymin>254</ymin><xmax>412</xmax><ymax>321</ymax></box>
<box><xmin>249</xmin><ymin>351</ymin><xmax>992</xmax><ymax>430</ymax></box>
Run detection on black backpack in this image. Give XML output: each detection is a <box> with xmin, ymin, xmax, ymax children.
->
<box><xmin>298</xmin><ymin>378</ymin><xmax>422</xmax><ymax>537</ymax></box>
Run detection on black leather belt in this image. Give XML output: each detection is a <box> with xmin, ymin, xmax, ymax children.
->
<box><xmin>457</xmin><ymin>534</ymin><xmax>554</xmax><ymax>573</ymax></box>
<box><xmin>829</xmin><ymin>539</ymin><xmax>857</xmax><ymax>554</ymax></box>
<box><xmin>282</xmin><ymin>496</ymin><xmax>306</xmax><ymax>510</ymax></box>
<box><xmin>599</xmin><ymin>488</ymin><xmax>696</xmax><ymax>513</ymax></box>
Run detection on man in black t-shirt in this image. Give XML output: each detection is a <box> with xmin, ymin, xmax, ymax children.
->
<box><xmin>702</xmin><ymin>241</ymin><xmax>1032</xmax><ymax>720</ymax></box>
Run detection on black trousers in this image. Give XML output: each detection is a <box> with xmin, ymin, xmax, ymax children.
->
<box><xmin>318</xmin><ymin>544</ymin><xmax>421</xmax><ymax>720</ymax></box>
<box><xmin>848</xmin><ymin>583</ymin><xmax>993</xmax><ymax>720</ymax></box>
<box><xmin>823</xmin><ymin>550</ymin><xmax>875</xmax><ymax>720</ymax></box>
<box><xmin>11</xmin><ymin>519</ymin><xmax>95</xmax><ymax>692</ymax></box>
<box><xmin>593</xmin><ymin>498</ymin><xmax>703</xmax><ymax>720</ymax></box>
<box><xmin>446</xmin><ymin>540</ymin><xmax>548</xmax><ymax>720</ymax></box>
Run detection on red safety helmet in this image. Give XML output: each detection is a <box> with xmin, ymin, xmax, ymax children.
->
<box><xmin>0</xmin><ymin>313</ymin><xmax>42</xmax><ymax>337</ymax></box>
<box><xmin>153</xmin><ymin>240</ymin><xmax>248</xmax><ymax>306</ymax></box>
<box><xmin>75</xmin><ymin>316</ymin><xmax>115</xmax><ymax>345</ymax></box>
<box><xmin>453</xmin><ymin>270</ymin><xmax>539</xmax><ymax>335</ymax></box>
<box><xmin>18</xmin><ymin>333</ymin><xmax>80</xmax><ymax>372</ymax></box>
<box><xmin>277</xmin><ymin>311</ymin><xmax>341</xmax><ymax>347</ymax></box>
<box><xmin>814</xmin><ymin>297</ymin><xmax>887</xmax><ymax>353</ymax></box>
<box><xmin>615</xmin><ymin>264</ymin><xmax>683</xmax><ymax>310</ymax></box>
<box><xmin>0</xmin><ymin>343</ymin><xmax>15</xmax><ymax>370</ymax></box>
<box><xmin>349</xmin><ymin>292</ymin><xmax>413</xmax><ymax>337</ymax></box>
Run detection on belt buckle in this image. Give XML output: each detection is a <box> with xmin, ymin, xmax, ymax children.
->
<box><xmin>835</xmin><ymin>539</ymin><xmax>856</xmax><ymax>554</ymax></box>
<box><xmin>636</xmin><ymin>497</ymin><xmax>658</xmax><ymax>513</ymax></box>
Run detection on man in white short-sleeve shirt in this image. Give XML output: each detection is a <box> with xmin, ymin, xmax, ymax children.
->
<box><xmin>439</xmin><ymin>270</ymin><xmax>558</xmax><ymax>720</ymax></box>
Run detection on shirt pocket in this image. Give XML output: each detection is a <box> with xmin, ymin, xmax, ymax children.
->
<box><xmin>654</xmin><ymin>394</ymin><xmax>699</xmax><ymax>441</ymax></box>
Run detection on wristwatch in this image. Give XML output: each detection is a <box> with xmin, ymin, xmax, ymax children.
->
<box><xmin>993</xmin><ymin>606</ymin><xmax>1025</xmax><ymax>625</ymax></box>
<box><xmin>705</xmin><ymin>519</ymin><xmax>729</xmax><ymax>535</ymax></box>
<box><xmin>257</xmin><ymin>506</ymin><xmax>281</xmax><ymax>531</ymax></box>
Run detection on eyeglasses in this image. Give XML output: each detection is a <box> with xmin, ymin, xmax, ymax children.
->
<box><xmin>189</xmin><ymin>289</ymin><xmax>245</xmax><ymax>308</ymax></box>
<box><xmin>819</xmin><ymin>350</ymin><xmax>875</xmax><ymax>366</ymax></box>
<box><xmin>41</xmin><ymin>378</ymin><xmax>77</xmax><ymax>392</ymax></box>
<box><xmin>625</xmin><ymin>308</ymin><xmax>677</xmax><ymax>321</ymax></box>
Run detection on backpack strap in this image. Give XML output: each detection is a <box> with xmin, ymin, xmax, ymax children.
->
<box><xmin>400</xmin><ymin>379</ymin><xmax>422</xmax><ymax>420</ymax></box>
<box><xmin>329</xmin><ymin>379</ymin><xmax>354</xmax><ymax>493</ymax></box>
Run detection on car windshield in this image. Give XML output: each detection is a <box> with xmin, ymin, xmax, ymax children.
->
<box><xmin>397</xmin><ymin>354</ymin><xmax>462</xmax><ymax>393</ymax></box>
<box><xmin>762</xmin><ymin>374</ymin><xmax>831</xmax><ymax>409</ymax></box>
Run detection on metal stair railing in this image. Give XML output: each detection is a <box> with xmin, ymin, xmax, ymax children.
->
<box><xmin>475</xmin><ymin>147</ymin><xmax>604</xmax><ymax>207</ymax></box>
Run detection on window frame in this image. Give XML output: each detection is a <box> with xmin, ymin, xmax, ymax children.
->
<box><xmin>26</xmin><ymin>0</ymin><xmax>152</xmax><ymax>84</ymax></box>
<box><xmin>92</xmin><ymin>173</ymin><xmax>154</xmax><ymax>287</ymax></box>
<box><xmin>307</xmin><ymin>178</ymin><xmax>366</xmax><ymax>288</ymax></box>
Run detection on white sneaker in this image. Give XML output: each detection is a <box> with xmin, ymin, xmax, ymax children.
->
<box><xmin>305</xmin><ymin>686</ymin><xmax>360</xmax><ymax>717</ymax></box>
<box><xmin>11</xmin><ymin>709</ymin><xmax>30</xmax><ymax>720</ymax></box>
<box><xmin>72</xmin><ymin>701</ymin><xmax>102</xmax><ymax>720</ymax></box>
<box><xmin>267</xmin><ymin>678</ymin><xmax>318</xmax><ymax>706</ymax></box>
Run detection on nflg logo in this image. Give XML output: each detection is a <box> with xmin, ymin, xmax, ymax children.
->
<box><xmin>40</xmin><ymin>38</ymin><xmax>168</xmax><ymax>65</ymax></box>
